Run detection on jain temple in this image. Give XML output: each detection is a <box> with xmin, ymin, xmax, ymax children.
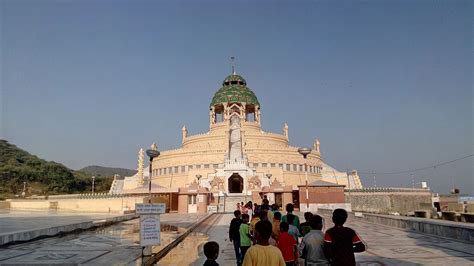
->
<box><xmin>109</xmin><ymin>71</ymin><xmax>363</xmax><ymax>212</ymax></box>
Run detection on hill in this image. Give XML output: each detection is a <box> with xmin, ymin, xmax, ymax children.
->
<box><xmin>79</xmin><ymin>165</ymin><xmax>136</xmax><ymax>178</ymax></box>
<box><xmin>0</xmin><ymin>140</ymin><xmax>113</xmax><ymax>197</ymax></box>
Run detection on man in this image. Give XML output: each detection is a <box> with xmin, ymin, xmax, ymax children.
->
<box><xmin>281</xmin><ymin>203</ymin><xmax>300</xmax><ymax>230</ymax></box>
<box><xmin>229</xmin><ymin>210</ymin><xmax>243</xmax><ymax>265</ymax></box>
<box><xmin>299</xmin><ymin>215</ymin><xmax>327</xmax><ymax>265</ymax></box>
<box><xmin>243</xmin><ymin>220</ymin><xmax>285</xmax><ymax>266</ymax></box>
<box><xmin>324</xmin><ymin>209</ymin><xmax>366</xmax><ymax>266</ymax></box>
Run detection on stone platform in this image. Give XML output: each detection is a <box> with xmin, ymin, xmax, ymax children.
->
<box><xmin>0</xmin><ymin>212</ymin><xmax>208</xmax><ymax>265</ymax></box>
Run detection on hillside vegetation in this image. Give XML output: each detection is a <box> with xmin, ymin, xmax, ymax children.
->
<box><xmin>0</xmin><ymin>140</ymin><xmax>126</xmax><ymax>197</ymax></box>
<box><xmin>79</xmin><ymin>165</ymin><xmax>136</xmax><ymax>178</ymax></box>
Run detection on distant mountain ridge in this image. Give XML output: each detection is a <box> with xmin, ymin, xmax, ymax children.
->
<box><xmin>79</xmin><ymin>165</ymin><xmax>136</xmax><ymax>178</ymax></box>
<box><xmin>0</xmin><ymin>140</ymin><xmax>121</xmax><ymax>197</ymax></box>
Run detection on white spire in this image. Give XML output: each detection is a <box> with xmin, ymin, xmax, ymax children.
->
<box><xmin>231</xmin><ymin>56</ymin><xmax>236</xmax><ymax>74</ymax></box>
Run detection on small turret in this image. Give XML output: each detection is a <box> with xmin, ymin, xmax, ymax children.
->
<box><xmin>313</xmin><ymin>139</ymin><xmax>320</xmax><ymax>152</ymax></box>
<box><xmin>182</xmin><ymin>125</ymin><xmax>188</xmax><ymax>143</ymax></box>
<box><xmin>283</xmin><ymin>123</ymin><xmax>289</xmax><ymax>138</ymax></box>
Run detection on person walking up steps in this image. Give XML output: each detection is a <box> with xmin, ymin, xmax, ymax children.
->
<box><xmin>243</xmin><ymin>220</ymin><xmax>285</xmax><ymax>266</ymax></box>
<box><xmin>229</xmin><ymin>210</ymin><xmax>243</xmax><ymax>265</ymax></box>
<box><xmin>239</xmin><ymin>214</ymin><xmax>252</xmax><ymax>261</ymax></box>
<box><xmin>324</xmin><ymin>209</ymin><xmax>366</xmax><ymax>266</ymax></box>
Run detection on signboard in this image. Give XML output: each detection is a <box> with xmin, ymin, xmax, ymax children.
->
<box><xmin>140</xmin><ymin>215</ymin><xmax>161</xmax><ymax>246</ymax></box>
<box><xmin>207</xmin><ymin>205</ymin><xmax>218</xmax><ymax>213</ymax></box>
<box><xmin>135</xmin><ymin>203</ymin><xmax>166</xmax><ymax>215</ymax></box>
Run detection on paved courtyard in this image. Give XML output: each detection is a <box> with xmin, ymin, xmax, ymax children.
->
<box><xmin>0</xmin><ymin>212</ymin><xmax>206</xmax><ymax>265</ymax></box>
<box><xmin>162</xmin><ymin>213</ymin><xmax>474</xmax><ymax>266</ymax></box>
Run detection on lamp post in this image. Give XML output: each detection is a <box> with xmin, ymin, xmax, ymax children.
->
<box><xmin>196</xmin><ymin>174</ymin><xmax>202</xmax><ymax>212</ymax></box>
<box><xmin>22</xmin><ymin>182</ymin><xmax>26</xmax><ymax>197</ymax></box>
<box><xmin>146</xmin><ymin>145</ymin><xmax>160</xmax><ymax>204</ymax></box>
<box><xmin>298</xmin><ymin>147</ymin><xmax>312</xmax><ymax>210</ymax></box>
<box><xmin>91</xmin><ymin>176</ymin><xmax>95</xmax><ymax>193</ymax></box>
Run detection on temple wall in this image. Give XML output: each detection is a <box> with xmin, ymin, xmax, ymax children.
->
<box><xmin>346</xmin><ymin>188</ymin><xmax>432</xmax><ymax>215</ymax></box>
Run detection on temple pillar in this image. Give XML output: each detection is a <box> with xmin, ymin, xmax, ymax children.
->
<box><xmin>282</xmin><ymin>192</ymin><xmax>293</xmax><ymax>208</ymax></box>
<box><xmin>178</xmin><ymin>194</ymin><xmax>188</xmax><ymax>214</ymax></box>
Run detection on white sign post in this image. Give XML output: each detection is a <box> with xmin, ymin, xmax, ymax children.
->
<box><xmin>136</xmin><ymin>203</ymin><xmax>166</xmax><ymax>256</ymax></box>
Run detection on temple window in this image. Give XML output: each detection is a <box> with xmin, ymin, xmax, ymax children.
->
<box><xmin>189</xmin><ymin>165</ymin><xmax>193</xmax><ymax>170</ymax></box>
<box><xmin>213</xmin><ymin>164</ymin><xmax>218</xmax><ymax>168</ymax></box>
<box><xmin>204</xmin><ymin>164</ymin><xmax>209</xmax><ymax>168</ymax></box>
<box><xmin>262</xmin><ymin>163</ymin><xmax>267</xmax><ymax>168</ymax></box>
<box><xmin>293</xmin><ymin>164</ymin><xmax>297</xmax><ymax>171</ymax></box>
<box><xmin>181</xmin><ymin>166</ymin><xmax>186</xmax><ymax>172</ymax></box>
<box><xmin>286</xmin><ymin>164</ymin><xmax>291</xmax><ymax>171</ymax></box>
<box><xmin>174</xmin><ymin>166</ymin><xmax>179</xmax><ymax>173</ymax></box>
<box><xmin>271</xmin><ymin>163</ymin><xmax>276</xmax><ymax>168</ymax></box>
<box><xmin>279</xmin><ymin>163</ymin><xmax>283</xmax><ymax>168</ymax></box>
<box><xmin>196</xmin><ymin>165</ymin><xmax>201</xmax><ymax>169</ymax></box>
<box><xmin>168</xmin><ymin>167</ymin><xmax>172</xmax><ymax>174</ymax></box>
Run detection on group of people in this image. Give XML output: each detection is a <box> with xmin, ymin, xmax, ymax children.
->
<box><xmin>203</xmin><ymin>201</ymin><xmax>366</xmax><ymax>266</ymax></box>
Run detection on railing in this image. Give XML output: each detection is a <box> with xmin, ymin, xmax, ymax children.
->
<box><xmin>225</xmin><ymin>158</ymin><xmax>248</xmax><ymax>166</ymax></box>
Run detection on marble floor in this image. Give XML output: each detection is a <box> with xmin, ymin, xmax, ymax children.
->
<box><xmin>0</xmin><ymin>212</ymin><xmax>207</xmax><ymax>265</ymax></box>
<box><xmin>165</xmin><ymin>213</ymin><xmax>474</xmax><ymax>266</ymax></box>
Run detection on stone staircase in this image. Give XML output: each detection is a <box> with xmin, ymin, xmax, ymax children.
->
<box><xmin>224</xmin><ymin>195</ymin><xmax>249</xmax><ymax>213</ymax></box>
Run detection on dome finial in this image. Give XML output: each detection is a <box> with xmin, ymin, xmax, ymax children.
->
<box><xmin>230</xmin><ymin>56</ymin><xmax>236</xmax><ymax>75</ymax></box>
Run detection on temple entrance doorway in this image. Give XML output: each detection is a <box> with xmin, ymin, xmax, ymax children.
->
<box><xmin>228</xmin><ymin>173</ymin><xmax>243</xmax><ymax>193</ymax></box>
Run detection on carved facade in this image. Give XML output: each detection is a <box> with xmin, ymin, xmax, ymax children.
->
<box><xmin>111</xmin><ymin>72</ymin><xmax>363</xmax><ymax>196</ymax></box>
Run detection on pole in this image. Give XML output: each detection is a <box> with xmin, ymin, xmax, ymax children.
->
<box><xmin>149</xmin><ymin>158</ymin><xmax>153</xmax><ymax>203</ymax></box>
<box><xmin>92</xmin><ymin>176</ymin><xmax>95</xmax><ymax>193</ymax></box>
<box><xmin>305</xmin><ymin>158</ymin><xmax>309</xmax><ymax>209</ymax></box>
<box><xmin>346</xmin><ymin>169</ymin><xmax>352</xmax><ymax>207</ymax></box>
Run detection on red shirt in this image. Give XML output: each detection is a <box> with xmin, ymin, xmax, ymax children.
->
<box><xmin>324</xmin><ymin>226</ymin><xmax>362</xmax><ymax>266</ymax></box>
<box><xmin>277</xmin><ymin>232</ymin><xmax>296</xmax><ymax>262</ymax></box>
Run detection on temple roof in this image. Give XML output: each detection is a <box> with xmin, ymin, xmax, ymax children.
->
<box><xmin>210</xmin><ymin>74</ymin><xmax>260</xmax><ymax>107</ymax></box>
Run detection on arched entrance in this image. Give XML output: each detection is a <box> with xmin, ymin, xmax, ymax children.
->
<box><xmin>228</xmin><ymin>173</ymin><xmax>243</xmax><ymax>193</ymax></box>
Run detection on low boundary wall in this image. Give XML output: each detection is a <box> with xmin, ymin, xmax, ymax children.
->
<box><xmin>318</xmin><ymin>209</ymin><xmax>474</xmax><ymax>242</ymax></box>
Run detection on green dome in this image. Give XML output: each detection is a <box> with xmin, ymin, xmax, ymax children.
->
<box><xmin>210</xmin><ymin>74</ymin><xmax>260</xmax><ymax>107</ymax></box>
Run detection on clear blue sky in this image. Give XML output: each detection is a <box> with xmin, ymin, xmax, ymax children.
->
<box><xmin>1</xmin><ymin>0</ymin><xmax>472</xmax><ymax>194</ymax></box>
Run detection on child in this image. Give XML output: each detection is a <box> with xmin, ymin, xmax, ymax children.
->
<box><xmin>324</xmin><ymin>209</ymin><xmax>366</xmax><ymax>266</ymax></box>
<box><xmin>299</xmin><ymin>215</ymin><xmax>327</xmax><ymax>265</ymax></box>
<box><xmin>203</xmin><ymin>241</ymin><xmax>219</xmax><ymax>266</ymax></box>
<box><xmin>239</xmin><ymin>214</ymin><xmax>252</xmax><ymax>260</ymax></box>
<box><xmin>300</xmin><ymin>212</ymin><xmax>313</xmax><ymax>236</ymax></box>
<box><xmin>250</xmin><ymin>211</ymin><xmax>261</xmax><ymax>238</ymax></box>
<box><xmin>272</xmin><ymin>211</ymin><xmax>281</xmax><ymax>241</ymax></box>
<box><xmin>277</xmin><ymin>222</ymin><xmax>297</xmax><ymax>266</ymax></box>
<box><xmin>229</xmin><ymin>210</ymin><xmax>242</xmax><ymax>265</ymax></box>
<box><xmin>281</xmin><ymin>203</ymin><xmax>300</xmax><ymax>230</ymax></box>
<box><xmin>243</xmin><ymin>220</ymin><xmax>285</xmax><ymax>266</ymax></box>
<box><xmin>286</xmin><ymin>214</ymin><xmax>300</xmax><ymax>244</ymax></box>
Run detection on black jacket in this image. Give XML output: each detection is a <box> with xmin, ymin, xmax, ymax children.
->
<box><xmin>229</xmin><ymin>217</ymin><xmax>242</xmax><ymax>241</ymax></box>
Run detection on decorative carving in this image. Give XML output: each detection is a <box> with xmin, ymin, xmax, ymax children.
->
<box><xmin>210</xmin><ymin>176</ymin><xmax>224</xmax><ymax>191</ymax></box>
<box><xmin>283</xmin><ymin>123</ymin><xmax>289</xmax><ymax>138</ymax></box>
<box><xmin>247</xmin><ymin>176</ymin><xmax>262</xmax><ymax>190</ymax></box>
